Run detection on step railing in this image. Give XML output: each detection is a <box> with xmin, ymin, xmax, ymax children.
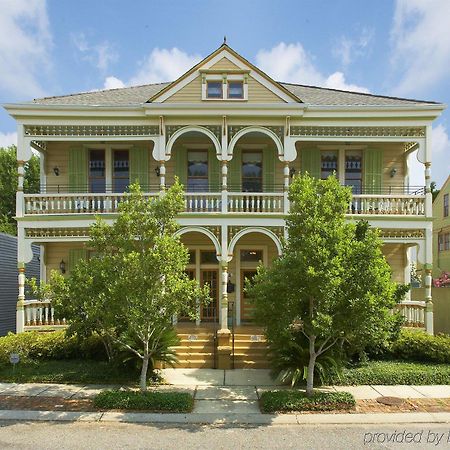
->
<box><xmin>23</xmin><ymin>299</ymin><xmax>66</xmax><ymax>328</ymax></box>
<box><xmin>395</xmin><ymin>301</ymin><xmax>425</xmax><ymax>328</ymax></box>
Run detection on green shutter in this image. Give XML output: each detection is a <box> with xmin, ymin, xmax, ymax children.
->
<box><xmin>363</xmin><ymin>149</ymin><xmax>383</xmax><ymax>194</ymax></box>
<box><xmin>228</xmin><ymin>148</ymin><xmax>241</xmax><ymax>191</ymax></box>
<box><xmin>263</xmin><ymin>149</ymin><xmax>276</xmax><ymax>192</ymax></box>
<box><xmin>208</xmin><ymin>148</ymin><xmax>221</xmax><ymax>192</ymax></box>
<box><xmin>129</xmin><ymin>146</ymin><xmax>149</xmax><ymax>190</ymax></box>
<box><xmin>301</xmin><ymin>148</ymin><xmax>321</xmax><ymax>179</ymax></box>
<box><xmin>68</xmin><ymin>248</ymin><xmax>87</xmax><ymax>273</ymax></box>
<box><xmin>174</xmin><ymin>147</ymin><xmax>187</xmax><ymax>187</ymax></box>
<box><xmin>68</xmin><ymin>146</ymin><xmax>88</xmax><ymax>193</ymax></box>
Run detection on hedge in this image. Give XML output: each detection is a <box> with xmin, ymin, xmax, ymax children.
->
<box><xmin>330</xmin><ymin>360</ymin><xmax>450</xmax><ymax>385</ymax></box>
<box><xmin>389</xmin><ymin>329</ymin><xmax>450</xmax><ymax>364</ymax></box>
<box><xmin>260</xmin><ymin>390</ymin><xmax>355</xmax><ymax>413</ymax></box>
<box><xmin>93</xmin><ymin>390</ymin><xmax>194</xmax><ymax>412</ymax></box>
<box><xmin>0</xmin><ymin>330</ymin><xmax>106</xmax><ymax>364</ymax></box>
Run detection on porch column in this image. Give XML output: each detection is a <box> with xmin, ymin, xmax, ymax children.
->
<box><xmin>424</xmin><ymin>227</ymin><xmax>434</xmax><ymax>334</ymax></box>
<box><xmin>159</xmin><ymin>160</ymin><xmax>166</xmax><ymax>190</ymax></box>
<box><xmin>221</xmin><ymin>160</ymin><xmax>228</xmax><ymax>213</ymax></box>
<box><xmin>217</xmin><ymin>259</ymin><xmax>231</xmax><ymax>369</ymax></box>
<box><xmin>17</xmin><ymin>262</ymin><xmax>26</xmax><ymax>333</ymax></box>
<box><xmin>283</xmin><ymin>162</ymin><xmax>290</xmax><ymax>215</ymax></box>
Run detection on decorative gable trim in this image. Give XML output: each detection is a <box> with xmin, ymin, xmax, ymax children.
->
<box><xmin>149</xmin><ymin>45</ymin><xmax>301</xmax><ymax>104</ymax></box>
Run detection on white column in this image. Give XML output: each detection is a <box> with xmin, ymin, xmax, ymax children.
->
<box><xmin>195</xmin><ymin>249</ymin><xmax>201</xmax><ymax>326</ymax></box>
<box><xmin>283</xmin><ymin>162</ymin><xmax>290</xmax><ymax>215</ymax></box>
<box><xmin>220</xmin><ymin>261</ymin><xmax>229</xmax><ymax>330</ymax></box>
<box><xmin>404</xmin><ymin>245</ymin><xmax>411</xmax><ymax>301</ymax></box>
<box><xmin>221</xmin><ymin>161</ymin><xmax>228</xmax><ymax>213</ymax></box>
<box><xmin>424</xmin><ymin>226</ymin><xmax>433</xmax><ymax>334</ymax></box>
<box><xmin>159</xmin><ymin>160</ymin><xmax>166</xmax><ymax>190</ymax></box>
<box><xmin>17</xmin><ymin>263</ymin><xmax>26</xmax><ymax>333</ymax></box>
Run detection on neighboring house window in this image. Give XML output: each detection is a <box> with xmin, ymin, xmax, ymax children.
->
<box><xmin>321</xmin><ymin>151</ymin><xmax>338</xmax><ymax>179</ymax></box>
<box><xmin>187</xmin><ymin>150</ymin><xmax>208</xmax><ymax>192</ymax></box>
<box><xmin>228</xmin><ymin>81</ymin><xmax>244</xmax><ymax>99</ymax></box>
<box><xmin>242</xmin><ymin>151</ymin><xmax>263</xmax><ymax>192</ymax></box>
<box><xmin>439</xmin><ymin>234</ymin><xmax>444</xmax><ymax>252</ymax></box>
<box><xmin>445</xmin><ymin>233</ymin><xmax>450</xmax><ymax>251</ymax></box>
<box><xmin>345</xmin><ymin>150</ymin><xmax>363</xmax><ymax>194</ymax></box>
<box><xmin>89</xmin><ymin>149</ymin><xmax>106</xmax><ymax>193</ymax></box>
<box><xmin>206</xmin><ymin>81</ymin><xmax>223</xmax><ymax>99</ymax></box>
<box><xmin>113</xmin><ymin>150</ymin><xmax>129</xmax><ymax>192</ymax></box>
<box><xmin>444</xmin><ymin>194</ymin><xmax>449</xmax><ymax>217</ymax></box>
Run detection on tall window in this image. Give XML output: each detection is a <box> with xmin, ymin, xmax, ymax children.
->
<box><xmin>242</xmin><ymin>151</ymin><xmax>263</xmax><ymax>192</ymax></box>
<box><xmin>113</xmin><ymin>150</ymin><xmax>129</xmax><ymax>192</ymax></box>
<box><xmin>444</xmin><ymin>194</ymin><xmax>449</xmax><ymax>217</ymax></box>
<box><xmin>321</xmin><ymin>151</ymin><xmax>338</xmax><ymax>179</ymax></box>
<box><xmin>439</xmin><ymin>234</ymin><xmax>444</xmax><ymax>252</ymax></box>
<box><xmin>445</xmin><ymin>233</ymin><xmax>450</xmax><ymax>251</ymax></box>
<box><xmin>345</xmin><ymin>150</ymin><xmax>363</xmax><ymax>194</ymax></box>
<box><xmin>89</xmin><ymin>150</ymin><xmax>105</xmax><ymax>193</ymax></box>
<box><xmin>187</xmin><ymin>151</ymin><xmax>208</xmax><ymax>191</ymax></box>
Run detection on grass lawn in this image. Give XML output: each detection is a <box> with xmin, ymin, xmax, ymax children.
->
<box><xmin>329</xmin><ymin>360</ymin><xmax>450</xmax><ymax>386</ymax></box>
<box><xmin>0</xmin><ymin>359</ymin><xmax>142</xmax><ymax>385</ymax></box>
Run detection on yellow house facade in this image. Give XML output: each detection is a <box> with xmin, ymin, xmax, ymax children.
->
<box><xmin>433</xmin><ymin>175</ymin><xmax>450</xmax><ymax>279</ymax></box>
<box><xmin>4</xmin><ymin>44</ymin><xmax>446</xmax><ymax>368</ymax></box>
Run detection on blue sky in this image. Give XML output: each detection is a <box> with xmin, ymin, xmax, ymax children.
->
<box><xmin>0</xmin><ymin>0</ymin><xmax>449</xmax><ymax>185</ymax></box>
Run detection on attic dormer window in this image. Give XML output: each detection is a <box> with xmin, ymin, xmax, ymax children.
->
<box><xmin>228</xmin><ymin>81</ymin><xmax>243</xmax><ymax>99</ymax></box>
<box><xmin>206</xmin><ymin>81</ymin><xmax>223</xmax><ymax>99</ymax></box>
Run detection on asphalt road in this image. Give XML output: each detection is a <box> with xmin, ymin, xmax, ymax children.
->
<box><xmin>0</xmin><ymin>422</ymin><xmax>450</xmax><ymax>449</ymax></box>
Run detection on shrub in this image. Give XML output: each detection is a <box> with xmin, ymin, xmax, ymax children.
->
<box><xmin>0</xmin><ymin>331</ymin><xmax>107</xmax><ymax>364</ymax></box>
<box><xmin>389</xmin><ymin>329</ymin><xmax>450</xmax><ymax>364</ymax></box>
<box><xmin>328</xmin><ymin>360</ymin><xmax>450</xmax><ymax>385</ymax></box>
<box><xmin>93</xmin><ymin>390</ymin><xmax>194</xmax><ymax>412</ymax></box>
<box><xmin>260</xmin><ymin>390</ymin><xmax>355</xmax><ymax>413</ymax></box>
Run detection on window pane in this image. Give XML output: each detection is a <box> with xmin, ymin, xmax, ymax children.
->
<box><xmin>89</xmin><ymin>149</ymin><xmax>105</xmax><ymax>193</ymax></box>
<box><xmin>345</xmin><ymin>151</ymin><xmax>362</xmax><ymax>194</ymax></box>
<box><xmin>228</xmin><ymin>81</ymin><xmax>243</xmax><ymax>99</ymax></box>
<box><xmin>187</xmin><ymin>151</ymin><xmax>208</xmax><ymax>192</ymax></box>
<box><xmin>113</xmin><ymin>150</ymin><xmax>129</xmax><ymax>192</ymax></box>
<box><xmin>242</xmin><ymin>151</ymin><xmax>263</xmax><ymax>192</ymax></box>
<box><xmin>240</xmin><ymin>250</ymin><xmax>263</xmax><ymax>262</ymax></box>
<box><xmin>207</xmin><ymin>82</ymin><xmax>222</xmax><ymax>98</ymax></box>
<box><xmin>188</xmin><ymin>251</ymin><xmax>196</xmax><ymax>264</ymax></box>
<box><xmin>321</xmin><ymin>151</ymin><xmax>338</xmax><ymax>179</ymax></box>
<box><xmin>200</xmin><ymin>251</ymin><xmax>217</xmax><ymax>264</ymax></box>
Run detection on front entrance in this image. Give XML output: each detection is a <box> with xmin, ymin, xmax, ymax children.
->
<box><xmin>240</xmin><ymin>269</ymin><xmax>257</xmax><ymax>322</ymax></box>
<box><xmin>201</xmin><ymin>269</ymin><xmax>219</xmax><ymax>322</ymax></box>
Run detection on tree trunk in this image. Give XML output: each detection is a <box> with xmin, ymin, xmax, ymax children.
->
<box><xmin>306</xmin><ymin>335</ymin><xmax>316</xmax><ymax>397</ymax></box>
<box><xmin>140</xmin><ymin>353</ymin><xmax>149</xmax><ymax>392</ymax></box>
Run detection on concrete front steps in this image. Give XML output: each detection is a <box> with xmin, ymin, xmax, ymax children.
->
<box><xmin>172</xmin><ymin>332</ymin><xmax>216</xmax><ymax>369</ymax></box>
<box><xmin>232</xmin><ymin>332</ymin><xmax>270</xmax><ymax>369</ymax></box>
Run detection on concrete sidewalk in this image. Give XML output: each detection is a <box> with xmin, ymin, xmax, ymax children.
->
<box><xmin>0</xmin><ymin>368</ymin><xmax>449</xmax><ymax>424</ymax></box>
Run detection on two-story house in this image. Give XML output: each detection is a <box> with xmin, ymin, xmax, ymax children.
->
<box><xmin>433</xmin><ymin>175</ymin><xmax>450</xmax><ymax>280</ymax></box>
<box><xmin>4</xmin><ymin>44</ymin><xmax>445</xmax><ymax>368</ymax></box>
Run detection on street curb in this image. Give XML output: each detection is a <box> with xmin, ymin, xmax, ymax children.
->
<box><xmin>0</xmin><ymin>410</ymin><xmax>450</xmax><ymax>425</ymax></box>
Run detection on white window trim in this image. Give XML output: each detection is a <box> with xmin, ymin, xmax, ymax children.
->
<box><xmin>202</xmin><ymin>73</ymin><xmax>248</xmax><ymax>101</ymax></box>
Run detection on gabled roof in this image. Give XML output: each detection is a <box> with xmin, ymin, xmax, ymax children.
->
<box><xmin>434</xmin><ymin>175</ymin><xmax>450</xmax><ymax>204</ymax></box>
<box><xmin>148</xmin><ymin>43</ymin><xmax>301</xmax><ymax>103</ymax></box>
<box><xmin>27</xmin><ymin>44</ymin><xmax>444</xmax><ymax>108</ymax></box>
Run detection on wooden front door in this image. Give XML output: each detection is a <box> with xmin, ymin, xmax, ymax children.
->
<box><xmin>241</xmin><ymin>270</ymin><xmax>257</xmax><ymax>322</ymax></box>
<box><xmin>201</xmin><ymin>270</ymin><xmax>219</xmax><ymax>322</ymax></box>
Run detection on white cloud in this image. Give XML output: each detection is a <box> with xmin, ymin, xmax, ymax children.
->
<box><xmin>0</xmin><ymin>0</ymin><xmax>51</xmax><ymax>98</ymax></box>
<box><xmin>333</xmin><ymin>28</ymin><xmax>374</xmax><ymax>67</ymax></box>
<box><xmin>0</xmin><ymin>131</ymin><xmax>17</xmax><ymax>148</ymax></box>
<box><xmin>100</xmin><ymin>47</ymin><xmax>201</xmax><ymax>90</ymax></box>
<box><xmin>72</xmin><ymin>32</ymin><xmax>118</xmax><ymax>71</ymax></box>
<box><xmin>255</xmin><ymin>42</ymin><xmax>370</xmax><ymax>93</ymax></box>
<box><xmin>128</xmin><ymin>47</ymin><xmax>202</xmax><ymax>85</ymax></box>
<box><xmin>103</xmin><ymin>76</ymin><xmax>125</xmax><ymax>90</ymax></box>
<box><xmin>391</xmin><ymin>0</ymin><xmax>450</xmax><ymax>95</ymax></box>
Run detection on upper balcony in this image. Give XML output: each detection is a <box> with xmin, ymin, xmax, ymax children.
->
<box><xmin>17</xmin><ymin>126</ymin><xmax>429</xmax><ymax>219</ymax></box>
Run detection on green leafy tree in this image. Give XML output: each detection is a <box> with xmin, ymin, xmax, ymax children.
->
<box><xmin>38</xmin><ymin>181</ymin><xmax>209</xmax><ymax>391</ymax></box>
<box><xmin>0</xmin><ymin>145</ymin><xmax>40</xmax><ymax>234</ymax></box>
<box><xmin>247</xmin><ymin>174</ymin><xmax>405</xmax><ymax>396</ymax></box>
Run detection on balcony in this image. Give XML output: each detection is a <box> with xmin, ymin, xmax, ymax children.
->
<box><xmin>21</xmin><ymin>185</ymin><xmax>426</xmax><ymax>217</ymax></box>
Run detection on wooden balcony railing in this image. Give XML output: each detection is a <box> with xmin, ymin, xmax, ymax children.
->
<box><xmin>22</xmin><ymin>191</ymin><xmax>427</xmax><ymax>216</ymax></box>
